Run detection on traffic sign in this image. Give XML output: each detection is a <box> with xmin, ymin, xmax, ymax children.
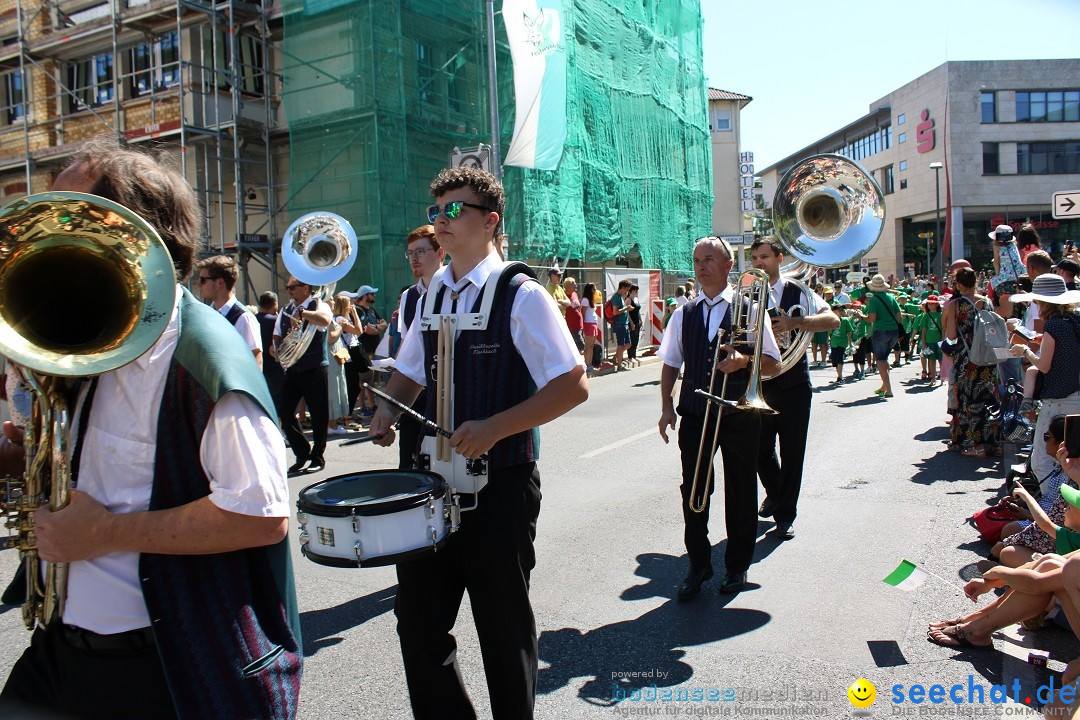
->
<box><xmin>1053</xmin><ymin>190</ymin><xmax>1080</xmax><ymax>219</ymax></box>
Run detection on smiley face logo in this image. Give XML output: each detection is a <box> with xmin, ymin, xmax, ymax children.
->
<box><xmin>848</xmin><ymin>678</ymin><xmax>876</xmax><ymax>709</ymax></box>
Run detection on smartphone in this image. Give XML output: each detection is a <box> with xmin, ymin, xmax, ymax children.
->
<box><xmin>1065</xmin><ymin>414</ymin><xmax>1080</xmax><ymax>459</ymax></box>
<box><xmin>1011</xmin><ymin>325</ymin><xmax>1038</xmax><ymax>341</ymax></box>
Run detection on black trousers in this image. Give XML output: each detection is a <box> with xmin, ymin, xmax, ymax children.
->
<box><xmin>677</xmin><ymin>411</ymin><xmax>760</xmax><ymax>574</ymax></box>
<box><xmin>628</xmin><ymin>326</ymin><xmax>641</xmax><ymax>360</ymax></box>
<box><xmin>280</xmin><ymin>364</ymin><xmax>328</xmax><ymax>464</ymax></box>
<box><xmin>0</xmin><ymin>625</ymin><xmax>176</xmax><ymax>719</ymax></box>
<box><xmin>345</xmin><ymin>345</ymin><xmax>370</xmax><ymax>415</ymax></box>
<box><xmin>395</xmin><ymin>463</ymin><xmax>541</xmax><ymax>720</ymax></box>
<box><xmin>397</xmin><ymin>391</ymin><xmax>427</xmax><ymax>469</ymax></box>
<box><xmin>757</xmin><ymin>381</ymin><xmax>813</xmax><ymax>525</ymax></box>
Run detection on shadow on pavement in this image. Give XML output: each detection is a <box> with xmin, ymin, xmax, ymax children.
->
<box><xmin>537</xmin><ymin>551</ymin><xmax>771</xmax><ymax>704</ymax></box>
<box><xmin>909</xmin><ymin>449</ymin><xmax>1002</xmax><ymax>486</ymax></box>
<box><xmin>300</xmin><ymin>585</ymin><xmax>398</xmax><ymax>656</ymax></box>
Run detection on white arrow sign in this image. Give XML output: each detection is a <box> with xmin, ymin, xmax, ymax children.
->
<box><xmin>1053</xmin><ymin>190</ymin><xmax>1080</xmax><ymax>219</ymax></box>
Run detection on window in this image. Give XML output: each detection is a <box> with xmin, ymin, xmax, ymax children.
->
<box><xmin>1017</xmin><ymin>141</ymin><xmax>1080</xmax><ymax>174</ymax></box>
<box><xmin>980</xmin><ymin>91</ymin><xmax>996</xmax><ymax>123</ymax></box>
<box><xmin>416</xmin><ymin>42</ymin><xmax>433</xmax><ymax>103</ymax></box>
<box><xmin>899</xmin><ymin>179</ymin><xmax>908</xmax><ymax>189</ymax></box>
<box><xmin>68</xmin><ymin>52</ymin><xmax>113</xmax><ymax>111</ymax></box>
<box><xmin>130</xmin><ymin>31</ymin><xmax>179</xmax><ymax>96</ymax></box>
<box><xmin>897</xmin><ymin>113</ymin><xmax>905</xmax><ymax>125</ymax></box>
<box><xmin>983</xmin><ymin>142</ymin><xmax>999</xmax><ymax>175</ymax></box>
<box><xmin>834</xmin><ymin>125</ymin><xmax>891</xmax><ymax>162</ymax></box>
<box><xmin>898</xmin><ymin>132</ymin><xmax>906</xmax><ymax>144</ymax></box>
<box><xmin>1016</xmin><ymin>91</ymin><xmax>1080</xmax><ymax>123</ymax></box>
<box><xmin>710</xmin><ymin>109</ymin><xmax>731</xmax><ymax>132</ymax></box>
<box><xmin>898</xmin><ymin>160</ymin><xmax>907</xmax><ymax>171</ymax></box>
<box><xmin>2</xmin><ymin>71</ymin><xmax>24</xmax><ymax>124</ymax></box>
<box><xmin>880</xmin><ymin>165</ymin><xmax>894</xmax><ymax>195</ymax></box>
<box><xmin>200</xmin><ymin>30</ymin><xmax>264</xmax><ymax>94</ymax></box>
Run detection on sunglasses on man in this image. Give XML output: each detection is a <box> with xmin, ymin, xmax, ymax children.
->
<box><xmin>427</xmin><ymin>201</ymin><xmax>491</xmax><ymax>224</ymax></box>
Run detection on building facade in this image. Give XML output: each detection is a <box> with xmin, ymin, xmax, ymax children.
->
<box><xmin>758</xmin><ymin>59</ymin><xmax>1080</xmax><ymax>280</ymax></box>
<box><xmin>707</xmin><ymin>87</ymin><xmax>751</xmax><ymax>248</ymax></box>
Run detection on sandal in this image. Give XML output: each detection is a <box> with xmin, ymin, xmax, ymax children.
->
<box><xmin>1021</xmin><ymin>612</ymin><xmax>1048</xmax><ymax>631</ymax></box>
<box><xmin>926</xmin><ymin>624</ymin><xmax>992</xmax><ymax>649</ymax></box>
<box><xmin>927</xmin><ymin>616</ymin><xmax>966</xmax><ymax>631</ymax></box>
<box><xmin>961</xmin><ymin>447</ymin><xmax>988</xmax><ymax>458</ymax></box>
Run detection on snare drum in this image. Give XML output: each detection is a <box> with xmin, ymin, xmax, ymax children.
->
<box><xmin>296</xmin><ymin>470</ymin><xmax>455</xmax><ymax>568</ymax></box>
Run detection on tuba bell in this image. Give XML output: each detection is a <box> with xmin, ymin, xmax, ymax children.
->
<box><xmin>0</xmin><ymin>191</ymin><xmax>175</xmax><ymax>630</ymax></box>
<box><xmin>764</xmin><ymin>154</ymin><xmax>885</xmax><ymax>378</ymax></box>
<box><xmin>276</xmin><ymin>211</ymin><xmax>357</xmax><ymax>369</ymax></box>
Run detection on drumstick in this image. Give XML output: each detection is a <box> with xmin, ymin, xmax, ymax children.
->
<box><xmin>363</xmin><ymin>383</ymin><xmax>452</xmax><ymax>439</ymax></box>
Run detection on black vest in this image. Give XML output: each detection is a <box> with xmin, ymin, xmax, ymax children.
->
<box><xmin>421</xmin><ymin>265</ymin><xmax>539</xmax><ymax>469</ymax></box>
<box><xmin>677</xmin><ymin>297</ymin><xmax>750</xmax><ymax>417</ymax></box>
<box><xmin>402</xmin><ymin>284</ymin><xmax>423</xmax><ymax>333</ymax></box>
<box><xmin>284</xmin><ymin>299</ymin><xmax>327</xmax><ymax>372</ymax></box>
<box><xmin>763</xmin><ymin>280</ymin><xmax>811</xmax><ymax>390</ymax></box>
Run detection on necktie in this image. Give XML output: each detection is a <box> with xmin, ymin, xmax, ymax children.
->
<box><xmin>703</xmin><ymin>299</ymin><xmax>721</xmax><ymax>341</ymax></box>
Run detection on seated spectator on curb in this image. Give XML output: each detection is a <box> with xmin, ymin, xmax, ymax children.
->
<box><xmin>993</xmin><ymin>417</ymin><xmax>1074</xmax><ymax>567</ymax></box>
<box><xmin>928</xmin><ymin>445</ymin><xmax>1080</xmax><ymax>653</ymax></box>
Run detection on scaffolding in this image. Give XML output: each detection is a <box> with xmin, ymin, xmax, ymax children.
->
<box><xmin>0</xmin><ymin>0</ymin><xmax>283</xmax><ymax>300</ymax></box>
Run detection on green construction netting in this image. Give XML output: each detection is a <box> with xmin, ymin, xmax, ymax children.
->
<box><xmin>281</xmin><ymin>0</ymin><xmax>711</xmax><ymax>307</ymax></box>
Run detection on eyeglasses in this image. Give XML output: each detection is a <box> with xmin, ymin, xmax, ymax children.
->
<box><xmin>285</xmin><ymin>284</ymin><xmax>303</xmax><ymax>290</ymax></box>
<box><xmin>198</xmin><ymin>276</ymin><xmax>219</xmax><ymax>284</ymax></box>
<box><xmin>405</xmin><ymin>247</ymin><xmax>433</xmax><ymax>260</ymax></box>
<box><xmin>426</xmin><ymin>201</ymin><xmax>491</xmax><ymax>223</ymax></box>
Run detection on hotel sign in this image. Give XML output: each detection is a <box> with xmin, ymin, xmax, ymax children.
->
<box><xmin>739</xmin><ymin>152</ymin><xmax>754</xmax><ymax>212</ymax></box>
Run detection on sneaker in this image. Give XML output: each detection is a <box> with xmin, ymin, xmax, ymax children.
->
<box><xmin>327</xmin><ymin>425</ymin><xmax>347</xmax><ymax>436</ymax></box>
<box><xmin>358</xmin><ymin>407</ymin><xmax>375</xmax><ymax>417</ymax></box>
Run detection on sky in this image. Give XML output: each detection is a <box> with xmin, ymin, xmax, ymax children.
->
<box><xmin>700</xmin><ymin>0</ymin><xmax>1080</xmax><ymax>170</ymax></box>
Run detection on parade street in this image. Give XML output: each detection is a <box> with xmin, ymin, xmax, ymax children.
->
<box><xmin>0</xmin><ymin>359</ymin><xmax>1069</xmax><ymax>718</ymax></box>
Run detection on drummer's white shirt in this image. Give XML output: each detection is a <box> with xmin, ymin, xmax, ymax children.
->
<box><xmin>394</xmin><ymin>251</ymin><xmax>583</xmax><ymax>391</ymax></box>
<box><xmin>63</xmin><ymin>286</ymin><xmax>290</xmax><ymax>634</ymax></box>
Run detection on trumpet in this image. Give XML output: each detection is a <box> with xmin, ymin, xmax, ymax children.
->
<box><xmin>0</xmin><ymin>192</ymin><xmax>175</xmax><ymax>629</ymax></box>
<box><xmin>686</xmin><ymin>268</ymin><xmax>776</xmax><ymax>514</ymax></box>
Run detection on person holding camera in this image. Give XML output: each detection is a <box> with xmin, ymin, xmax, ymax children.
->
<box><xmin>1008</xmin><ymin>274</ymin><xmax>1080</xmax><ymax>482</ymax></box>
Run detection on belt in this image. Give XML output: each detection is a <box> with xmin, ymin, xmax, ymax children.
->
<box><xmin>60</xmin><ymin>624</ymin><xmax>156</xmax><ymax>653</ymax></box>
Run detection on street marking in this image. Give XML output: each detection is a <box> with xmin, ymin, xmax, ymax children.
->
<box><xmin>579</xmin><ymin>427</ymin><xmax>657</xmax><ymax>459</ymax></box>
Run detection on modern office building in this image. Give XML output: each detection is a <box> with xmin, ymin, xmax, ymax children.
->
<box><xmin>758</xmin><ymin>59</ymin><xmax>1080</xmax><ymax>280</ymax></box>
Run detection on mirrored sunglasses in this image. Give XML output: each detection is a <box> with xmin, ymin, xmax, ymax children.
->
<box><xmin>426</xmin><ymin>200</ymin><xmax>491</xmax><ymax>223</ymax></box>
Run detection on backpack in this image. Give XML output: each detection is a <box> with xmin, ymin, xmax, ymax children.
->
<box><xmin>604</xmin><ymin>299</ymin><xmax>615</xmax><ymax>321</ymax></box>
<box><xmin>957</xmin><ymin>297</ymin><xmax>1009</xmax><ymax>366</ymax></box>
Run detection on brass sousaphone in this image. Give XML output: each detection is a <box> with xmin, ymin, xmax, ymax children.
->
<box><xmin>0</xmin><ymin>192</ymin><xmax>175</xmax><ymax>629</ymax></box>
<box><xmin>765</xmin><ymin>153</ymin><xmax>886</xmax><ymax>377</ymax></box>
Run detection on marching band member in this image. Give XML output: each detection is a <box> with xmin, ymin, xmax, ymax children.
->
<box><xmin>749</xmin><ymin>238</ymin><xmax>837</xmax><ymax>541</ymax></box>
<box><xmin>0</xmin><ymin>136</ymin><xmax>300</xmax><ymax>719</ymax></box>
<box><xmin>369</xmin><ymin>167</ymin><xmax>587</xmax><ymax>719</ymax></box>
<box><xmin>395</xmin><ymin>223</ymin><xmax>446</xmax><ymax>469</ymax></box>
<box><xmin>657</xmin><ymin>237</ymin><xmax>781</xmax><ymax>598</ymax></box>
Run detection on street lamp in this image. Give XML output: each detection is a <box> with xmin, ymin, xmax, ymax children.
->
<box><xmin>930</xmin><ymin>161</ymin><xmax>943</xmax><ymax>281</ymax></box>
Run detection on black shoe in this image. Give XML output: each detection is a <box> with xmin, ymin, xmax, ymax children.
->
<box><xmin>772</xmin><ymin>522</ymin><xmax>795</xmax><ymax>541</ymax></box>
<box><xmin>719</xmin><ymin>571</ymin><xmax>747</xmax><ymax>594</ymax></box>
<box><xmin>306</xmin><ymin>458</ymin><xmax>326</xmax><ymax>473</ymax></box>
<box><xmin>758</xmin><ymin>498</ymin><xmax>775</xmax><ymax>518</ymax></box>
<box><xmin>676</xmin><ymin>567</ymin><xmax>713</xmax><ymax>601</ymax></box>
<box><xmin>288</xmin><ymin>459</ymin><xmax>308</xmax><ymax>475</ymax></box>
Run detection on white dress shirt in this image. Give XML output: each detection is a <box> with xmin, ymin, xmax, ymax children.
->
<box><xmin>395</xmin><ymin>251</ymin><xmax>583</xmax><ymax>391</ymax></box>
<box><xmin>64</xmin><ymin>287</ymin><xmax>289</xmax><ymax>634</ymax></box>
<box><xmin>217</xmin><ymin>296</ymin><xmax>261</xmax><ymax>354</ymax></box>
<box><xmin>657</xmin><ymin>286</ymin><xmax>781</xmax><ymax>369</ymax></box>
<box><xmin>767</xmin><ymin>277</ymin><xmax>829</xmax><ymax>315</ymax></box>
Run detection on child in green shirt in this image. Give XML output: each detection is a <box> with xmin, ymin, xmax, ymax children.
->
<box><xmin>917</xmin><ymin>295</ymin><xmax>944</xmax><ymax>383</ymax></box>
<box><xmin>828</xmin><ymin>303</ymin><xmax>853</xmax><ymax>384</ymax></box>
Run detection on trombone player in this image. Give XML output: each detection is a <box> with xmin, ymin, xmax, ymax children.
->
<box><xmin>657</xmin><ymin>237</ymin><xmax>781</xmax><ymax>598</ymax></box>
